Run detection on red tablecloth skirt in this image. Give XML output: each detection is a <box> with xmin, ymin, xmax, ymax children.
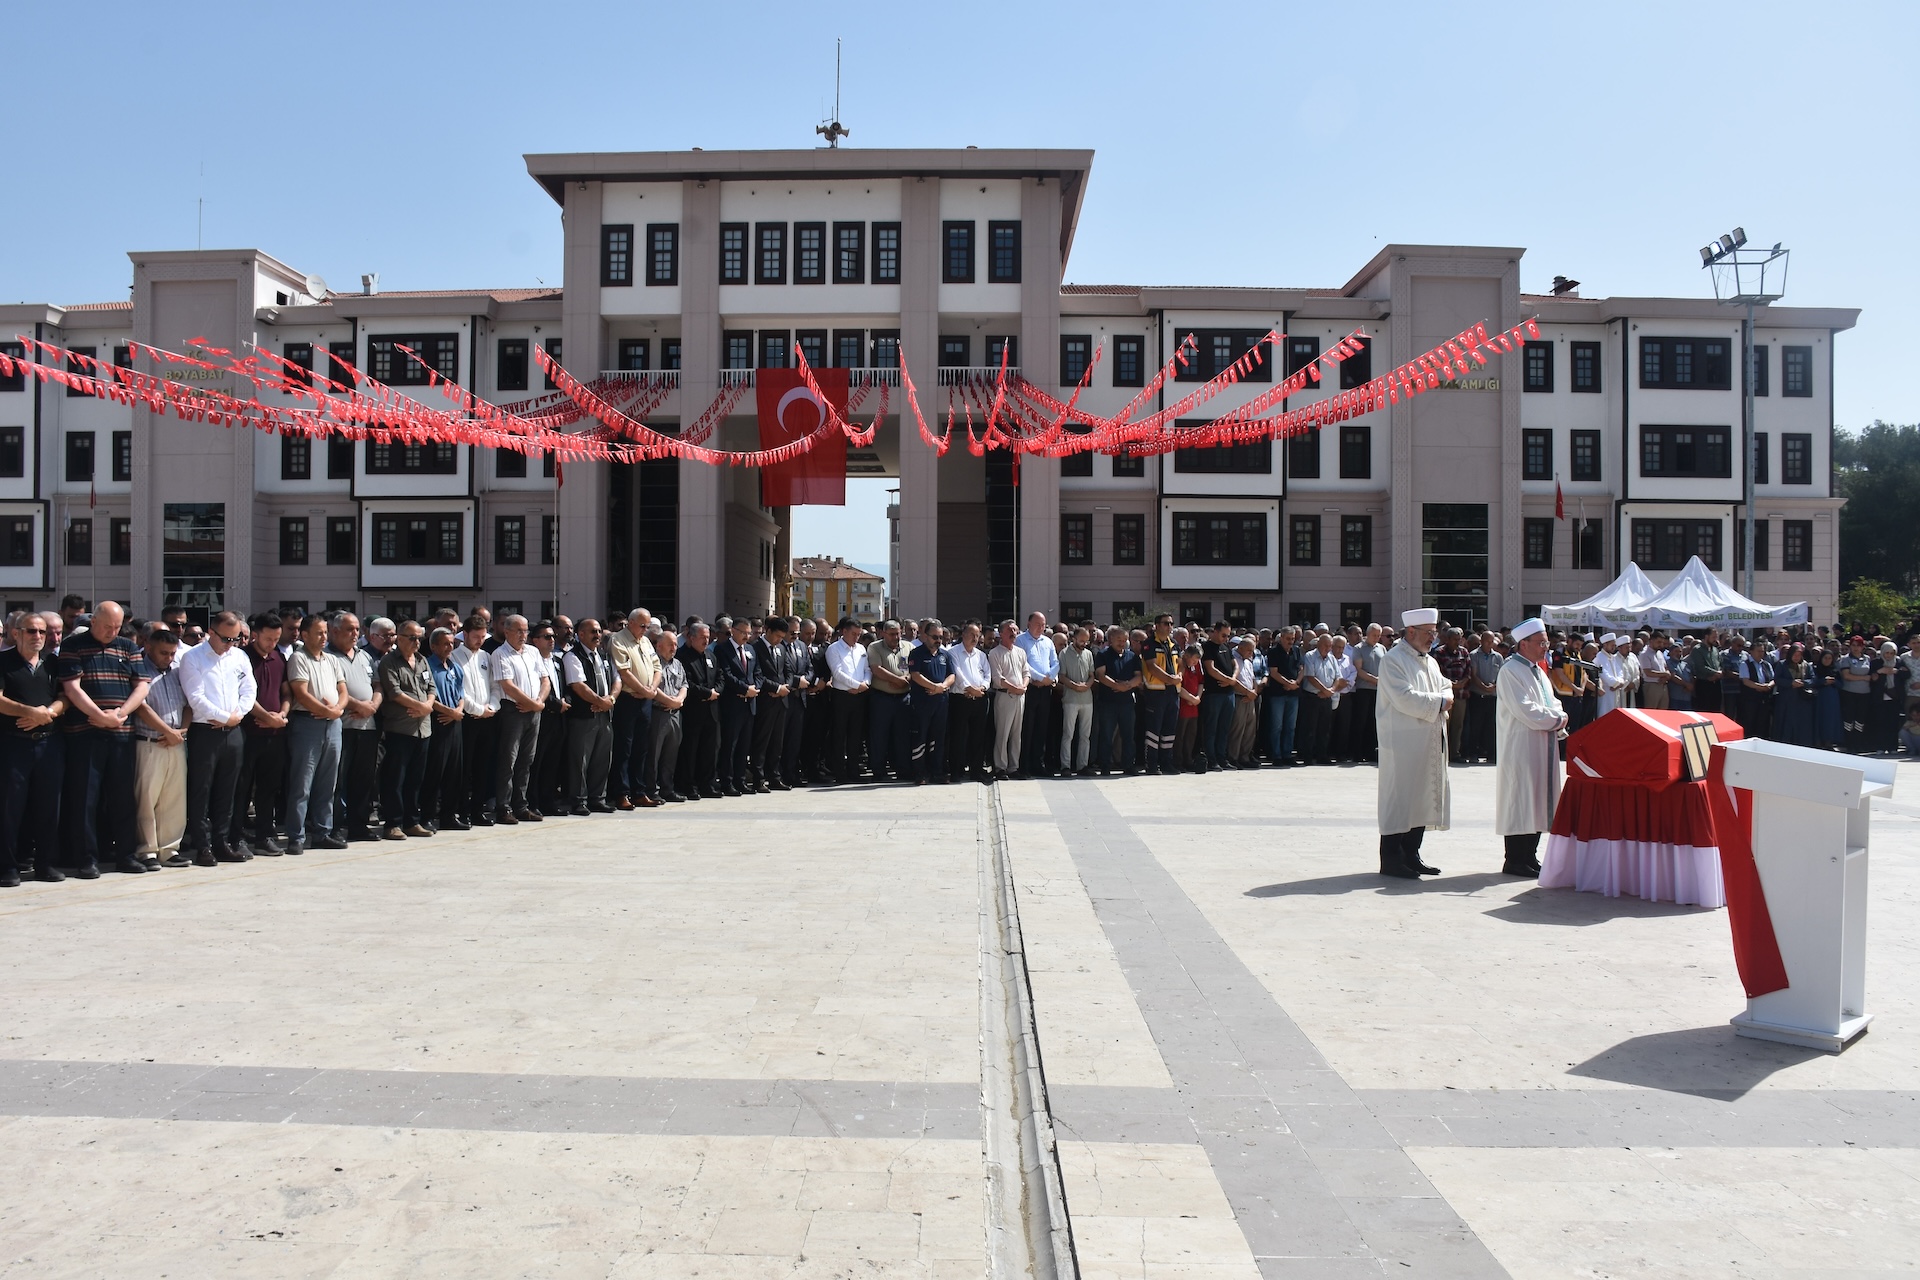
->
<box><xmin>1540</xmin><ymin>776</ymin><xmax>1725</xmax><ymax>908</ymax></box>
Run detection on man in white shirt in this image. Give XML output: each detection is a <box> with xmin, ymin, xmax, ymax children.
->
<box><xmin>453</xmin><ymin>618</ymin><xmax>497</xmax><ymax>825</ymax></box>
<box><xmin>824</xmin><ymin>617</ymin><xmax>871</xmax><ymax>783</ymax></box>
<box><xmin>489</xmin><ymin>615</ymin><xmax>550</xmax><ymax>823</ymax></box>
<box><xmin>945</xmin><ymin>622</ymin><xmax>993</xmax><ymax>783</ymax></box>
<box><xmin>175</xmin><ymin>610</ymin><xmax>257</xmax><ymax>865</ymax></box>
<box><xmin>607</xmin><ymin>608</ymin><xmax>660</xmax><ymax>808</ymax></box>
<box><xmin>989</xmin><ymin>620</ymin><xmax>1031</xmax><ymax>778</ymax></box>
<box><xmin>1014</xmin><ymin>612</ymin><xmax>1059</xmax><ymax>776</ymax></box>
<box><xmin>1638</xmin><ymin>632</ymin><xmax>1671</xmax><ymax>710</ymax></box>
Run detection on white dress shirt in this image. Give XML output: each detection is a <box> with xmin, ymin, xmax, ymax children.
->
<box><xmin>175</xmin><ymin>639</ymin><xmax>258</xmax><ymax>725</ymax></box>
<box><xmin>489</xmin><ymin>641</ymin><xmax>546</xmax><ymax>710</ymax></box>
<box><xmin>454</xmin><ymin>643</ymin><xmax>494</xmax><ymax>715</ymax></box>
<box><xmin>825</xmin><ymin>637</ymin><xmax>871</xmax><ymax>691</ymax></box>
<box><xmin>948</xmin><ymin>642</ymin><xmax>991</xmax><ymax>692</ymax></box>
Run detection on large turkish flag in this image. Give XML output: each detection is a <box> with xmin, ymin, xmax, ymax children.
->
<box><xmin>756</xmin><ymin>368</ymin><xmax>848</xmax><ymax>506</ymax></box>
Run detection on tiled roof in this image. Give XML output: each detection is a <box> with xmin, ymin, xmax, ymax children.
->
<box><xmin>791</xmin><ymin>557</ymin><xmax>884</xmax><ymax>582</ymax></box>
<box><xmin>62</xmin><ymin>300</ymin><xmax>133</xmax><ymax>312</ymax></box>
<box><xmin>352</xmin><ymin>288</ymin><xmax>562</xmax><ymax>302</ymax></box>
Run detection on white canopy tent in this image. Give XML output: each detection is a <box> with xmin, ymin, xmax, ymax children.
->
<box><xmin>1637</xmin><ymin>556</ymin><xmax>1809</xmax><ymax>630</ymax></box>
<box><xmin>1541</xmin><ymin>563</ymin><xmax>1661</xmax><ymax>630</ymax></box>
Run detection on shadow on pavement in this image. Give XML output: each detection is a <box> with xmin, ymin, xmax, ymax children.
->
<box><xmin>1483</xmin><ymin>886</ymin><xmax>1713</xmax><ymax>927</ymax></box>
<box><xmin>1244</xmin><ymin>871</ymin><xmax>1514</xmax><ymax>898</ymax></box>
<box><xmin>1566</xmin><ymin>1024</ymin><xmax>1827</xmax><ymax>1098</ymax></box>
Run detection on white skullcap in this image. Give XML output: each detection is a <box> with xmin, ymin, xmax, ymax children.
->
<box><xmin>1511</xmin><ymin>618</ymin><xmax>1546</xmax><ymax>641</ymax></box>
<box><xmin>1600</xmin><ymin>632</ymin><xmax>1617</xmax><ymax>644</ymax></box>
<box><xmin>1401</xmin><ymin>608</ymin><xmax>1439</xmax><ymax>627</ymax></box>
<box><xmin>1314</xmin><ymin>622</ymin><xmax>1330</xmax><ymax>633</ymax></box>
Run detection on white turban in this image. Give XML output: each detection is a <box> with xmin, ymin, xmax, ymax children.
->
<box><xmin>1511</xmin><ymin>618</ymin><xmax>1546</xmax><ymax>642</ymax></box>
<box><xmin>1401</xmin><ymin>608</ymin><xmax>1439</xmax><ymax>627</ymax></box>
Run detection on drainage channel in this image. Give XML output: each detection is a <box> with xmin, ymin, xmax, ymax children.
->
<box><xmin>978</xmin><ymin>783</ymin><xmax>1078</xmax><ymax>1280</ymax></box>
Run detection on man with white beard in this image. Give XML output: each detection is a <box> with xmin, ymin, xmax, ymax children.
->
<box><xmin>1375</xmin><ymin>608</ymin><xmax>1452</xmax><ymax>879</ymax></box>
<box><xmin>1495</xmin><ymin>618</ymin><xmax>1567</xmax><ymax>878</ymax></box>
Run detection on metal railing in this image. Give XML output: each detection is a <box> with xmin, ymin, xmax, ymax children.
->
<box><xmin>716</xmin><ymin>367</ymin><xmax>903</xmax><ymax>390</ymax></box>
<box><xmin>937</xmin><ymin>366</ymin><xmax>1021</xmax><ymax>388</ymax></box>
<box><xmin>718</xmin><ymin>368</ymin><xmax>756</xmax><ymax>389</ymax></box>
<box><xmin>598</xmin><ymin>369</ymin><xmax>680</xmax><ymax>390</ymax></box>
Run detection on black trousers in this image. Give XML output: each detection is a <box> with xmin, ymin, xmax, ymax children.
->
<box><xmin>781</xmin><ymin>692</ymin><xmax>809</xmax><ymax>786</ymax></box>
<box><xmin>831</xmin><ymin>690</ymin><xmax>868</xmax><ymax>780</ymax></box>
<box><xmin>186</xmin><ymin>723</ymin><xmax>246</xmax><ymax>854</ymax></box>
<box><xmin>678</xmin><ymin>699</ymin><xmax>720</xmax><ymax>795</ymax></box>
<box><xmin>1466</xmin><ymin>696</ymin><xmax>1497</xmax><ymax>762</ymax></box>
<box><xmin>230</xmin><ymin>730</ymin><xmax>288</xmax><ymax>846</ymax></box>
<box><xmin>1140</xmin><ymin>689</ymin><xmax>1178</xmax><ymax>774</ymax></box>
<box><xmin>334</xmin><ymin>728</ymin><xmax>379</xmax><ymax>834</ymax></box>
<box><xmin>0</xmin><ymin>733</ymin><xmax>62</xmax><ymax>874</ymax></box>
<box><xmin>719</xmin><ymin>698</ymin><xmax>755</xmax><ymax>788</ymax></box>
<box><xmin>910</xmin><ymin>693</ymin><xmax>948</xmax><ymax>781</ymax></box>
<box><xmin>869</xmin><ymin>691</ymin><xmax>909</xmax><ymax>779</ymax></box>
<box><xmin>803</xmin><ymin>688</ymin><xmax>835</xmax><ymax>779</ymax></box>
<box><xmin>1298</xmin><ymin>695</ymin><xmax>1333</xmax><ymax>763</ymax></box>
<box><xmin>947</xmin><ymin>693</ymin><xmax>989</xmax><ymax>780</ymax></box>
<box><xmin>462</xmin><ymin>714</ymin><xmax>497</xmax><ymax>819</ymax></box>
<box><xmin>421</xmin><ymin>719</ymin><xmax>466</xmax><ymax>823</ymax></box>
<box><xmin>62</xmin><ymin>729</ymin><xmax>137</xmax><ymax>867</ymax></box>
<box><xmin>379</xmin><ymin>733</ymin><xmax>427</xmax><ymax>829</ymax></box>
<box><xmin>535</xmin><ymin>710</ymin><xmax>569</xmax><ymax>813</ymax></box>
<box><xmin>1094</xmin><ymin>694</ymin><xmax>1136</xmax><ymax>772</ymax></box>
<box><xmin>750</xmin><ymin>695</ymin><xmax>788</xmax><ymax>785</ymax></box>
<box><xmin>1347</xmin><ymin>688</ymin><xmax>1379</xmax><ymax>761</ymax></box>
<box><xmin>1504</xmin><ymin>832</ymin><xmax>1542</xmax><ymax>864</ymax></box>
<box><xmin>610</xmin><ymin>696</ymin><xmax>651</xmax><ymax>801</ymax></box>
<box><xmin>1020</xmin><ymin>687</ymin><xmax>1053</xmax><ymax>776</ymax></box>
<box><xmin>1379</xmin><ymin>826</ymin><xmax>1427</xmax><ymax>871</ymax></box>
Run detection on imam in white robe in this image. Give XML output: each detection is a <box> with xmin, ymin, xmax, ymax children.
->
<box><xmin>1375</xmin><ymin>639</ymin><xmax>1451</xmax><ymax>836</ymax></box>
<box><xmin>1495</xmin><ymin>654</ymin><xmax>1565</xmax><ymax>836</ymax></box>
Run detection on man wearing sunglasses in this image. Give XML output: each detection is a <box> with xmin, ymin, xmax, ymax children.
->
<box><xmin>0</xmin><ymin>612</ymin><xmax>68</xmax><ymax>886</ymax></box>
<box><xmin>176</xmin><ymin>610</ymin><xmax>258</xmax><ymax>867</ymax></box>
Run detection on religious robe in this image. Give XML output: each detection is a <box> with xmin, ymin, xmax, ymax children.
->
<box><xmin>1495</xmin><ymin>654</ymin><xmax>1565</xmax><ymax>836</ymax></box>
<box><xmin>1375</xmin><ymin>639</ymin><xmax>1451</xmax><ymax>836</ymax></box>
<box><xmin>1596</xmin><ymin>649</ymin><xmax>1629</xmax><ymax>717</ymax></box>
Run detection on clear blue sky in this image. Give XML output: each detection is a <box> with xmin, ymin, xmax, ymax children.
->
<box><xmin>4</xmin><ymin>1</ymin><xmax>1912</xmax><ymax>582</ymax></box>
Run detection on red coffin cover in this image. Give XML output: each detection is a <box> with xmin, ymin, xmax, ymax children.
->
<box><xmin>1564</xmin><ymin>708</ymin><xmax>1743</xmax><ymax>787</ymax></box>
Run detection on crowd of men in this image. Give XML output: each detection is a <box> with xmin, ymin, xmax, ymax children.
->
<box><xmin>1</xmin><ymin>591</ymin><xmax>1915</xmax><ymax>889</ymax></box>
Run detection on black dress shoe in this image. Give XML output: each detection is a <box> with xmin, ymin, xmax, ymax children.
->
<box><xmin>660</xmin><ymin>791</ymin><xmax>685</xmax><ymax>803</ymax></box>
<box><xmin>1415</xmin><ymin>861</ymin><xmax>1442</xmax><ymax>876</ymax></box>
<box><xmin>313</xmin><ymin>833</ymin><xmax>349</xmax><ymax>850</ymax></box>
<box><xmin>348</xmin><ymin>828</ymin><xmax>380</xmax><ymax>843</ymax></box>
<box><xmin>34</xmin><ymin>865</ymin><xmax>66</xmax><ymax>882</ymax></box>
<box><xmin>494</xmin><ymin>811</ymin><xmax>519</xmax><ymax>825</ymax></box>
<box><xmin>283</xmin><ymin>843</ymin><xmax>304</xmax><ymax>857</ymax></box>
<box><xmin>721</xmin><ymin>786</ymin><xmax>744</xmax><ymax>797</ymax></box>
<box><xmin>444</xmin><ymin>818</ymin><xmax>472</xmax><ymax>831</ymax></box>
<box><xmin>115</xmin><ymin>858</ymin><xmax>148</xmax><ymax>874</ymax></box>
<box><xmin>0</xmin><ymin>869</ymin><xmax>19</xmax><ymax>888</ymax></box>
<box><xmin>192</xmin><ymin>851</ymin><xmax>218</xmax><ymax>868</ymax></box>
<box><xmin>515</xmin><ymin>809</ymin><xmax>543</xmax><ymax>823</ymax></box>
<box><xmin>700</xmin><ymin>789</ymin><xmax>724</xmax><ymax>800</ymax></box>
<box><xmin>1379</xmin><ymin>862</ymin><xmax>1421</xmax><ymax>880</ymax></box>
<box><xmin>588</xmin><ymin>803</ymin><xmax>615</xmax><ymax>814</ymax></box>
<box><xmin>471</xmin><ymin>814</ymin><xmax>493</xmax><ymax>827</ymax></box>
<box><xmin>73</xmin><ymin>863</ymin><xmax>101</xmax><ymax>879</ymax></box>
<box><xmin>1502</xmin><ymin>859</ymin><xmax>1542</xmax><ymax>878</ymax></box>
<box><xmin>214</xmin><ymin>846</ymin><xmax>247</xmax><ymax>863</ymax></box>
<box><xmin>161</xmin><ymin>854</ymin><xmax>192</xmax><ymax>868</ymax></box>
<box><xmin>251</xmin><ymin>842</ymin><xmax>284</xmax><ymax>857</ymax></box>
<box><xmin>568</xmin><ymin>804</ymin><xmax>592</xmax><ymax>817</ymax></box>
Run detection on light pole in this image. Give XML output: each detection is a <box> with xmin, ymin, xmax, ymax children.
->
<box><xmin>1700</xmin><ymin>228</ymin><xmax>1789</xmax><ymax>600</ymax></box>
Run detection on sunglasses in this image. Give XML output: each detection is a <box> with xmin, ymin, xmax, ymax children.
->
<box><xmin>19</xmin><ymin>627</ymin><xmax>47</xmax><ymax>635</ymax></box>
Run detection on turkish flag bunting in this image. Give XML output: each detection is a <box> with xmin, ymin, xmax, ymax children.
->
<box><xmin>757</xmin><ymin>367</ymin><xmax>849</xmax><ymax>506</ymax></box>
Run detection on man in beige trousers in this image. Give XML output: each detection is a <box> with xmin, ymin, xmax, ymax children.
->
<box><xmin>131</xmin><ymin>628</ymin><xmax>192</xmax><ymax>867</ymax></box>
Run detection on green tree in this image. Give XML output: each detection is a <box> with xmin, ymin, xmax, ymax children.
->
<box><xmin>1836</xmin><ymin>579</ymin><xmax>1915</xmax><ymax>637</ymax></box>
<box><xmin>1836</xmin><ymin>421</ymin><xmax>1920</xmax><ymax>594</ymax></box>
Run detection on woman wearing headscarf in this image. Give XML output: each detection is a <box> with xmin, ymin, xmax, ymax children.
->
<box><xmin>1774</xmin><ymin>642</ymin><xmax>1813</xmax><ymax>747</ymax></box>
<box><xmin>1811</xmin><ymin>646</ymin><xmax>1843</xmax><ymax>749</ymax></box>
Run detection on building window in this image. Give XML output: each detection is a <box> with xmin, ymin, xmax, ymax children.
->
<box><xmin>1420</xmin><ymin>504</ymin><xmax>1491</xmax><ymax>630</ymax></box>
<box><xmin>871</xmin><ymin>222</ymin><xmax>901</xmax><ymax>283</ymax></box>
<box><xmin>942</xmin><ymin>221</ymin><xmax>974</xmax><ymax>283</ymax></box>
<box><xmin>367</xmin><ymin>441</ymin><xmax>459</xmax><ymax>475</ymax></box>
<box><xmin>112</xmin><ymin>431</ymin><xmax>131</xmax><ymax>482</ymax></box>
<box><xmin>1782</xmin><ymin>345</ymin><xmax>1812</xmax><ymax>397</ymax></box>
<box><xmin>723</xmin><ymin>331</ymin><xmax>754</xmax><ymax>370</ymax></box>
<box><xmin>1112</xmin><ymin>452</ymin><xmax>1145</xmax><ymax>479</ymax></box>
<box><xmin>326</xmin><ymin>517</ymin><xmax>356</xmax><ymax>564</ymax></box>
<box><xmin>368</xmin><ymin>334</ymin><xmax>458</xmax><ymax>387</ymax></box>
<box><xmin>1113</xmin><ymin>335</ymin><xmax>1144</xmax><ymax>387</ymax></box>
<box><xmin>281</xmin><ymin>435</ymin><xmax>311</xmax><ymax>480</ymax></box>
<box><xmin>940</xmin><ymin>335</ymin><xmax>970</xmax><ymax>367</ymax></box>
<box><xmin>1782</xmin><ymin>432</ymin><xmax>1812</xmax><ymax>484</ymax></box>
<box><xmin>1172</xmin><ymin>512</ymin><xmax>1267</xmax><ymax>566</ymax></box>
<box><xmin>1173</xmin><ymin>440</ymin><xmax>1271</xmax><ymax>474</ymax></box>
<box><xmin>327</xmin><ymin>437</ymin><xmax>354</xmax><ymax>480</ymax></box>
<box><xmin>67</xmin><ymin>518</ymin><xmax>91</xmax><ymax>566</ymax></box>
<box><xmin>489</xmin><ymin>337</ymin><xmax>527</xmax><ymax>392</ymax></box>
<box><xmin>1749</xmin><ymin>344</ymin><xmax>1769</xmax><ymax>396</ymax></box>
<box><xmin>1753</xmin><ymin>433</ymin><xmax>1769</xmax><ymax>485</ymax></box>
<box><xmin>1060</xmin><ymin>513</ymin><xmax>1091</xmax><ymax>564</ymax></box>
<box><xmin>0</xmin><ymin>427</ymin><xmax>21</xmax><ymax>477</ymax></box>
<box><xmin>987</xmin><ymin>220</ymin><xmax>1020</xmax><ymax>283</ymax></box>
<box><xmin>833</xmin><ymin>222</ymin><xmax>865</xmax><ymax>283</ymax></box>
<box><xmin>1576</xmin><ymin>518</ymin><xmax>1605</xmax><ymax>570</ymax></box>
<box><xmin>1113</xmin><ymin>601</ymin><xmax>1145</xmax><ymax>623</ymax></box>
<box><xmin>283</xmin><ymin>342</ymin><xmax>315</xmax><ymax>388</ymax></box>
<box><xmin>1782</xmin><ymin>519</ymin><xmax>1813</xmax><ymax>571</ymax></box>
<box><xmin>497</xmin><ymin>448</ymin><xmax>527</xmax><ymax>479</ymax></box>
<box><xmin>1340</xmin><ymin>602</ymin><xmax>1374</xmax><ymax>629</ymax></box>
<box><xmin>373</xmin><ymin>513</ymin><xmax>464</xmax><ymax>566</ymax></box>
<box><xmin>1639</xmin><ymin>336</ymin><xmax>1732</xmax><ymax>389</ymax></box>
<box><xmin>66</xmin><ymin>432</ymin><xmax>93</xmax><ymax>482</ymax></box>
<box><xmin>601</xmin><ymin>224</ymin><xmax>633</xmax><ymax>286</ymax></box>
<box><xmin>1177</xmin><ymin>331</ymin><xmax>1273</xmax><ymax>383</ymax></box>
<box><xmin>162</xmin><ymin>502</ymin><xmax>225</xmax><ymax>621</ymax></box>
<box><xmin>328</xmin><ymin>341</ymin><xmax>357</xmax><ymax>390</ymax></box>
<box><xmin>759</xmin><ymin>331</ymin><xmax>790</xmax><ymax>369</ymax></box>
<box><xmin>797</xmin><ymin>330</ymin><xmax>826</xmax><ymax>370</ymax></box>
<box><xmin>1735</xmin><ymin>519</ymin><xmax>1770</xmax><ymax>573</ymax></box>
<box><xmin>1290</xmin><ymin>515</ymin><xmax>1321</xmax><ymax>566</ymax></box>
<box><xmin>1288</xmin><ymin>432</ymin><xmax>1320</xmax><ymax>480</ymax></box>
<box><xmin>793</xmin><ymin>222</ymin><xmax>825</xmax><ymax>285</ymax></box>
<box><xmin>542</xmin><ymin>338</ymin><xmax>562</xmax><ymax>390</ymax></box>
<box><xmin>495</xmin><ymin>515</ymin><xmax>525</xmax><ymax>565</ymax></box>
<box><xmin>1285</xmin><ymin>335</ymin><xmax>1320</xmax><ymax>379</ymax></box>
<box><xmin>1523</xmin><ymin>429</ymin><xmax>1553</xmax><ymax>481</ymax></box>
<box><xmin>1341</xmin><ymin>515</ymin><xmax>1372</xmax><ymax>566</ymax></box>
<box><xmin>542</xmin><ymin>515</ymin><xmax>556</xmax><ymax>565</ymax></box>
<box><xmin>1060</xmin><ymin>448</ymin><xmax>1092</xmax><ymax>478</ymax></box>
<box><xmin>0</xmin><ymin>517</ymin><xmax>31</xmax><ymax>566</ymax></box>
<box><xmin>1059</xmin><ymin>601</ymin><xmax>1093</xmax><ymax>625</ymax></box>
<box><xmin>660</xmin><ymin>338</ymin><xmax>681</xmax><ymax>371</ymax></box>
<box><xmin>1570</xmin><ymin>429</ymin><xmax>1601</xmax><ymax>481</ymax></box>
<box><xmin>65</xmin><ymin>347</ymin><xmax>96</xmax><ymax>396</ymax></box>
<box><xmin>1224</xmin><ymin>601</ymin><xmax>1255</xmax><ymax>630</ymax></box>
<box><xmin>617</xmin><ymin>339</ymin><xmax>650</xmax><ymax>372</ymax></box>
<box><xmin>1338</xmin><ymin>335</ymin><xmax>1373</xmax><ymax>389</ymax></box>
<box><xmin>279</xmin><ymin>516</ymin><xmax>308</xmax><ymax>565</ymax></box>
<box><xmin>1631</xmin><ymin>518</ymin><xmax>1721</xmax><ymax>571</ymax></box>
<box><xmin>832</xmin><ymin>330</ymin><xmax>865</xmax><ymax>368</ymax></box>
<box><xmin>870</xmin><ymin>330</ymin><xmax>901</xmax><ymax>369</ymax></box>
<box><xmin>1640</xmin><ymin>425</ymin><xmax>1731</xmax><ymax>478</ymax></box>
<box><xmin>0</xmin><ymin>342</ymin><xmax>24</xmax><ymax>393</ymax></box>
<box><xmin>646</xmin><ymin>223</ymin><xmax>678</xmax><ymax>285</ymax></box>
<box><xmin>1286</xmin><ymin>602</ymin><xmax>1318</xmax><ymax>630</ymax></box>
<box><xmin>1338</xmin><ymin>426</ymin><xmax>1372</xmax><ymax>479</ymax></box>
<box><xmin>720</xmin><ymin>223</ymin><xmax>748</xmax><ymax>283</ymax></box>
<box><xmin>1523</xmin><ymin>341</ymin><xmax>1554</xmax><ymax>392</ymax></box>
<box><xmin>542</xmin><ymin>450</ymin><xmax>556</xmax><ymax>480</ymax></box>
<box><xmin>756</xmin><ymin>223</ymin><xmax>786</xmax><ymax>285</ymax></box>
<box><xmin>1571</xmin><ymin>340</ymin><xmax>1601</xmax><ymax>392</ymax></box>
<box><xmin>110</xmin><ymin>517</ymin><xmax>131</xmax><ymax>565</ymax></box>
<box><xmin>1060</xmin><ymin>336</ymin><xmax>1092</xmax><ymax>386</ymax></box>
<box><xmin>1114</xmin><ymin>514</ymin><xmax>1145</xmax><ymax>565</ymax></box>
<box><xmin>1524</xmin><ymin>517</ymin><xmax>1553</xmax><ymax>568</ymax></box>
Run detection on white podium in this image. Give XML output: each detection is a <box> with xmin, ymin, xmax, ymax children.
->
<box><xmin>1718</xmin><ymin>740</ymin><xmax>1897</xmax><ymax>1051</ymax></box>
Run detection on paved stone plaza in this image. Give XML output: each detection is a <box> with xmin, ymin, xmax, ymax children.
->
<box><xmin>2</xmin><ymin>760</ymin><xmax>1917</xmax><ymax>1278</ymax></box>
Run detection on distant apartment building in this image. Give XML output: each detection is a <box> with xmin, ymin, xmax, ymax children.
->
<box><xmin>790</xmin><ymin>555</ymin><xmax>884</xmax><ymax>626</ymax></box>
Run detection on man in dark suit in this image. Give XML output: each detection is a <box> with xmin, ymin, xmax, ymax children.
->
<box><xmin>675</xmin><ymin>621</ymin><xmax>722</xmax><ymax>799</ymax></box>
<box><xmin>750</xmin><ymin>617</ymin><xmax>795</xmax><ymax>790</ymax></box>
<box><xmin>781</xmin><ymin>619</ymin><xmax>814</xmax><ymax>788</ymax></box>
<box><xmin>713</xmin><ymin>617</ymin><xmax>759</xmax><ymax>796</ymax></box>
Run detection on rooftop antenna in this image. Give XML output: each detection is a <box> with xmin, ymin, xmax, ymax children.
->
<box><xmin>815</xmin><ymin>39</ymin><xmax>849</xmax><ymax>148</ymax></box>
<box><xmin>196</xmin><ymin>161</ymin><xmax>204</xmax><ymax>250</ymax></box>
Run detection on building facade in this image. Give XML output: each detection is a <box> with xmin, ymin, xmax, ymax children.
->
<box><xmin>790</xmin><ymin>555</ymin><xmax>884</xmax><ymax>626</ymax></box>
<box><xmin>0</xmin><ymin>146</ymin><xmax>1857</xmax><ymax>630</ymax></box>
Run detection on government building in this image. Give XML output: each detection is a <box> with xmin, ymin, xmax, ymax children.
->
<box><xmin>0</xmin><ymin>146</ymin><xmax>1858</xmax><ymax>631</ymax></box>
